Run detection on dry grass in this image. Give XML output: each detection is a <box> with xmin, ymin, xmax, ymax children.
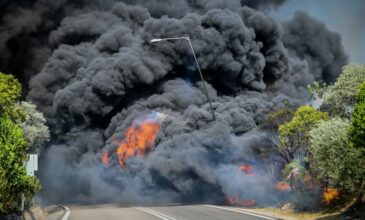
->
<box><xmin>239</xmin><ymin>207</ymin><xmax>343</xmax><ymax>220</ymax></box>
<box><xmin>237</xmin><ymin>197</ymin><xmax>365</xmax><ymax>219</ymax></box>
<box><xmin>23</xmin><ymin>205</ymin><xmax>46</xmax><ymax>220</ymax></box>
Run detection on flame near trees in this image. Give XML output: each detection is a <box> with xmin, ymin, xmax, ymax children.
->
<box><xmin>275</xmin><ymin>182</ymin><xmax>291</xmax><ymax>191</ymax></box>
<box><xmin>323</xmin><ymin>188</ymin><xmax>339</xmax><ymax>204</ymax></box>
<box><xmin>227</xmin><ymin>197</ymin><xmax>256</xmax><ymax>207</ymax></box>
<box><xmin>226</xmin><ymin>164</ymin><xmax>257</xmax><ymax>207</ymax></box>
<box><xmin>239</xmin><ymin>164</ymin><xmax>255</xmax><ymax>176</ymax></box>
<box><xmin>101</xmin><ymin>112</ymin><xmax>163</xmax><ymax>167</ymax></box>
<box><xmin>101</xmin><ymin>152</ymin><xmax>110</xmax><ymax>165</ymax></box>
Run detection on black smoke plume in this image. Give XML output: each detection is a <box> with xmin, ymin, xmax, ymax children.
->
<box><xmin>0</xmin><ymin>0</ymin><xmax>347</xmax><ymax>204</ymax></box>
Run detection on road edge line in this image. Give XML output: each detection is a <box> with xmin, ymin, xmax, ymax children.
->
<box><xmin>60</xmin><ymin>205</ymin><xmax>70</xmax><ymax>220</ymax></box>
<box><xmin>135</xmin><ymin>207</ymin><xmax>175</xmax><ymax>220</ymax></box>
<box><xmin>204</xmin><ymin>205</ymin><xmax>277</xmax><ymax>220</ymax></box>
<box><xmin>140</xmin><ymin>208</ymin><xmax>177</xmax><ymax>220</ymax></box>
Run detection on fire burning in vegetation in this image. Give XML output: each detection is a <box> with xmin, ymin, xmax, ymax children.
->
<box><xmin>227</xmin><ymin>197</ymin><xmax>256</xmax><ymax>207</ymax></box>
<box><xmin>101</xmin><ymin>152</ymin><xmax>110</xmax><ymax>165</ymax></box>
<box><xmin>275</xmin><ymin>182</ymin><xmax>291</xmax><ymax>191</ymax></box>
<box><xmin>323</xmin><ymin>188</ymin><xmax>339</xmax><ymax>204</ymax></box>
<box><xmin>101</xmin><ymin>112</ymin><xmax>163</xmax><ymax>167</ymax></box>
<box><xmin>239</xmin><ymin>164</ymin><xmax>255</xmax><ymax>176</ymax></box>
<box><xmin>225</xmin><ymin>165</ymin><xmax>257</xmax><ymax>207</ymax></box>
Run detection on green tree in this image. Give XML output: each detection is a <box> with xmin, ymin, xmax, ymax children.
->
<box><xmin>278</xmin><ymin>106</ymin><xmax>329</xmax><ymax>163</ymax></box>
<box><xmin>0</xmin><ymin>72</ymin><xmax>21</xmax><ymax>110</ymax></box>
<box><xmin>320</xmin><ymin>64</ymin><xmax>365</xmax><ymax>117</ymax></box>
<box><xmin>0</xmin><ymin>117</ymin><xmax>41</xmax><ymax>215</ymax></box>
<box><xmin>349</xmin><ymin>81</ymin><xmax>365</xmax><ymax>152</ymax></box>
<box><xmin>309</xmin><ymin>118</ymin><xmax>363</xmax><ymax>193</ymax></box>
<box><xmin>0</xmin><ymin>72</ymin><xmax>25</xmax><ymax>122</ymax></box>
<box><xmin>264</xmin><ymin>106</ymin><xmax>295</xmax><ymax>163</ymax></box>
<box><xmin>0</xmin><ymin>73</ymin><xmax>42</xmax><ymax>215</ymax></box>
<box><xmin>349</xmin><ymin>82</ymin><xmax>365</xmax><ymax>200</ymax></box>
<box><xmin>20</xmin><ymin>102</ymin><xmax>50</xmax><ymax>153</ymax></box>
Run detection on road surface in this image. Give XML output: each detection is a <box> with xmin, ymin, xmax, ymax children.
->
<box><xmin>67</xmin><ymin>204</ymin><xmax>277</xmax><ymax>220</ymax></box>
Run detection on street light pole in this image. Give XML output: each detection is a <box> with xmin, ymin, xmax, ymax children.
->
<box><xmin>150</xmin><ymin>36</ymin><xmax>216</xmax><ymax>121</ymax></box>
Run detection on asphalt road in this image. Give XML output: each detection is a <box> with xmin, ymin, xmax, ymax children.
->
<box><xmin>67</xmin><ymin>204</ymin><xmax>277</xmax><ymax>220</ymax></box>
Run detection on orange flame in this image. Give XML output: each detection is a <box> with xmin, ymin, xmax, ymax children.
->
<box><xmin>101</xmin><ymin>152</ymin><xmax>110</xmax><ymax>165</ymax></box>
<box><xmin>101</xmin><ymin>112</ymin><xmax>164</xmax><ymax>168</ymax></box>
<box><xmin>239</xmin><ymin>164</ymin><xmax>255</xmax><ymax>176</ymax></box>
<box><xmin>116</xmin><ymin>121</ymin><xmax>160</xmax><ymax>167</ymax></box>
<box><xmin>227</xmin><ymin>197</ymin><xmax>256</xmax><ymax>207</ymax></box>
<box><xmin>275</xmin><ymin>182</ymin><xmax>291</xmax><ymax>191</ymax></box>
<box><xmin>323</xmin><ymin>188</ymin><xmax>339</xmax><ymax>204</ymax></box>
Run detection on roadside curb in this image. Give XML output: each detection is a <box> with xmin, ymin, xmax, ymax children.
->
<box><xmin>59</xmin><ymin>206</ymin><xmax>70</xmax><ymax>220</ymax></box>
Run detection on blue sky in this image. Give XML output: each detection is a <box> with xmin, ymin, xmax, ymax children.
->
<box><xmin>270</xmin><ymin>0</ymin><xmax>365</xmax><ymax>64</ymax></box>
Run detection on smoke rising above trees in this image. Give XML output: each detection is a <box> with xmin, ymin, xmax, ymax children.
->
<box><xmin>0</xmin><ymin>0</ymin><xmax>349</xmax><ymax>204</ymax></box>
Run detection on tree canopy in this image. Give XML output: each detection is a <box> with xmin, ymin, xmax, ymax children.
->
<box><xmin>20</xmin><ymin>102</ymin><xmax>50</xmax><ymax>153</ymax></box>
<box><xmin>0</xmin><ymin>72</ymin><xmax>43</xmax><ymax>215</ymax></box>
<box><xmin>272</xmin><ymin>65</ymin><xmax>365</xmax><ymax>207</ymax></box>
<box><xmin>0</xmin><ymin>72</ymin><xmax>21</xmax><ymax>109</ymax></box>
<box><xmin>0</xmin><ymin>117</ymin><xmax>41</xmax><ymax>214</ymax></box>
<box><xmin>321</xmin><ymin>64</ymin><xmax>365</xmax><ymax>117</ymax></box>
<box><xmin>348</xmin><ymin>81</ymin><xmax>365</xmax><ymax>200</ymax></box>
<box><xmin>349</xmin><ymin>81</ymin><xmax>365</xmax><ymax>152</ymax></box>
<box><xmin>309</xmin><ymin>118</ymin><xmax>363</xmax><ymax>193</ymax></box>
<box><xmin>0</xmin><ymin>72</ymin><xmax>25</xmax><ymax>122</ymax></box>
<box><xmin>278</xmin><ymin>106</ymin><xmax>328</xmax><ymax>163</ymax></box>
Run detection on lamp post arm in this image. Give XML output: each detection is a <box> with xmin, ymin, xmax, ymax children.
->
<box><xmin>150</xmin><ymin>36</ymin><xmax>216</xmax><ymax>121</ymax></box>
<box><xmin>186</xmin><ymin>37</ymin><xmax>216</xmax><ymax>121</ymax></box>
<box><xmin>164</xmin><ymin>37</ymin><xmax>189</xmax><ymax>41</ymax></box>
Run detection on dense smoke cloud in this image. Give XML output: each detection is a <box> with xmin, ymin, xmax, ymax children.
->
<box><xmin>0</xmin><ymin>0</ymin><xmax>289</xmax><ymax>85</ymax></box>
<box><xmin>0</xmin><ymin>0</ymin><xmax>347</xmax><ymax>204</ymax></box>
<box><xmin>283</xmin><ymin>11</ymin><xmax>348</xmax><ymax>83</ymax></box>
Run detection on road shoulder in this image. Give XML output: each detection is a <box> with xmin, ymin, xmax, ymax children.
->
<box><xmin>205</xmin><ymin>205</ymin><xmax>278</xmax><ymax>220</ymax></box>
<box><xmin>44</xmin><ymin>205</ymin><xmax>69</xmax><ymax>220</ymax></box>
<box><xmin>236</xmin><ymin>207</ymin><xmax>342</xmax><ymax>220</ymax></box>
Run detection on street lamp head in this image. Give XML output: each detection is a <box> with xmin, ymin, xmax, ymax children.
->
<box><xmin>150</xmin><ymin>39</ymin><xmax>162</xmax><ymax>43</ymax></box>
<box><xmin>151</xmin><ymin>37</ymin><xmax>190</xmax><ymax>43</ymax></box>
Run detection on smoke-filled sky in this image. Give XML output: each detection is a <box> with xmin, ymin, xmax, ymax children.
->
<box><xmin>271</xmin><ymin>0</ymin><xmax>365</xmax><ymax>64</ymax></box>
<box><xmin>0</xmin><ymin>0</ymin><xmax>357</xmax><ymax>206</ymax></box>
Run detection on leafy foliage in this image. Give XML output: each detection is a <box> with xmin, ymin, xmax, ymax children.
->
<box><xmin>267</xmin><ymin>108</ymin><xmax>294</xmax><ymax>129</ymax></box>
<box><xmin>278</xmin><ymin>106</ymin><xmax>329</xmax><ymax>163</ymax></box>
<box><xmin>307</xmin><ymin>81</ymin><xmax>328</xmax><ymax>99</ymax></box>
<box><xmin>349</xmin><ymin>82</ymin><xmax>365</xmax><ymax>199</ymax></box>
<box><xmin>20</xmin><ymin>102</ymin><xmax>50</xmax><ymax>153</ymax></box>
<box><xmin>282</xmin><ymin>160</ymin><xmax>306</xmax><ymax>181</ymax></box>
<box><xmin>275</xmin><ymin>65</ymin><xmax>365</xmax><ymax>205</ymax></box>
<box><xmin>0</xmin><ymin>117</ymin><xmax>41</xmax><ymax>215</ymax></box>
<box><xmin>0</xmin><ymin>73</ymin><xmax>43</xmax><ymax>215</ymax></box>
<box><xmin>349</xmin><ymin>82</ymin><xmax>365</xmax><ymax>152</ymax></box>
<box><xmin>321</xmin><ymin>64</ymin><xmax>365</xmax><ymax>117</ymax></box>
<box><xmin>0</xmin><ymin>72</ymin><xmax>25</xmax><ymax>122</ymax></box>
<box><xmin>309</xmin><ymin>118</ymin><xmax>363</xmax><ymax>193</ymax></box>
<box><xmin>265</xmin><ymin>106</ymin><xmax>295</xmax><ymax>164</ymax></box>
<box><xmin>0</xmin><ymin>72</ymin><xmax>21</xmax><ymax>110</ymax></box>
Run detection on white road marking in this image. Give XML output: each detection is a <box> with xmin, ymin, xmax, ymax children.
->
<box><xmin>141</xmin><ymin>208</ymin><xmax>177</xmax><ymax>220</ymax></box>
<box><xmin>135</xmin><ymin>207</ymin><xmax>176</xmax><ymax>220</ymax></box>
<box><xmin>204</xmin><ymin>205</ymin><xmax>277</xmax><ymax>220</ymax></box>
<box><xmin>61</xmin><ymin>205</ymin><xmax>71</xmax><ymax>220</ymax></box>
